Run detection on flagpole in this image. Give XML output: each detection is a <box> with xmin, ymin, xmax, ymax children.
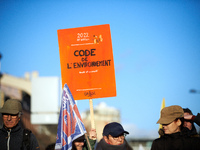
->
<box><xmin>86</xmin><ymin>99</ymin><xmax>94</xmax><ymax>150</ymax></box>
<box><xmin>85</xmin><ymin>133</ymin><xmax>92</xmax><ymax>150</ymax></box>
<box><xmin>159</xmin><ymin>98</ymin><xmax>165</xmax><ymax>129</ymax></box>
<box><xmin>159</xmin><ymin>98</ymin><xmax>165</xmax><ymax>137</ymax></box>
<box><xmin>89</xmin><ymin>99</ymin><xmax>95</xmax><ymax>129</ymax></box>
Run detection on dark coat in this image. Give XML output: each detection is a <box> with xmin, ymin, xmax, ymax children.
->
<box><xmin>189</xmin><ymin>113</ymin><xmax>200</xmax><ymax>137</ymax></box>
<box><xmin>151</xmin><ymin>132</ymin><xmax>200</xmax><ymax>150</ymax></box>
<box><xmin>0</xmin><ymin>124</ymin><xmax>40</xmax><ymax>150</ymax></box>
<box><xmin>194</xmin><ymin>113</ymin><xmax>200</xmax><ymax>126</ymax></box>
<box><xmin>95</xmin><ymin>138</ymin><xmax>133</xmax><ymax>150</ymax></box>
<box><xmin>189</xmin><ymin>123</ymin><xmax>199</xmax><ymax>137</ymax></box>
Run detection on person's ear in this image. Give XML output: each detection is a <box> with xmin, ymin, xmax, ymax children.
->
<box><xmin>176</xmin><ymin>119</ymin><xmax>182</xmax><ymax>126</ymax></box>
<box><xmin>103</xmin><ymin>136</ymin><xmax>109</xmax><ymax>143</ymax></box>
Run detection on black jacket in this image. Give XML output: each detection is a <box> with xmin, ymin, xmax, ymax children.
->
<box><xmin>190</xmin><ymin>113</ymin><xmax>200</xmax><ymax>137</ymax></box>
<box><xmin>194</xmin><ymin>113</ymin><xmax>200</xmax><ymax>126</ymax></box>
<box><xmin>95</xmin><ymin>138</ymin><xmax>133</xmax><ymax>150</ymax></box>
<box><xmin>151</xmin><ymin>132</ymin><xmax>200</xmax><ymax>150</ymax></box>
<box><xmin>0</xmin><ymin>124</ymin><xmax>40</xmax><ymax>150</ymax></box>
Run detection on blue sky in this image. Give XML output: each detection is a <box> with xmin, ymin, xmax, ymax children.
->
<box><xmin>1</xmin><ymin>0</ymin><xmax>200</xmax><ymax>138</ymax></box>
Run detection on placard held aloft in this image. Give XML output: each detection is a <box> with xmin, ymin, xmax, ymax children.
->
<box><xmin>58</xmin><ymin>24</ymin><xmax>116</xmax><ymax>100</ymax></box>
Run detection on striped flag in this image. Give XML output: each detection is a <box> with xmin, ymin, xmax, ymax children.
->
<box><xmin>55</xmin><ymin>84</ymin><xmax>86</xmax><ymax>150</ymax></box>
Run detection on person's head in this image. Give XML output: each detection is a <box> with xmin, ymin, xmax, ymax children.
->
<box><xmin>45</xmin><ymin>143</ymin><xmax>55</xmax><ymax>150</ymax></box>
<box><xmin>157</xmin><ymin>105</ymin><xmax>184</xmax><ymax>134</ymax></box>
<box><xmin>102</xmin><ymin>122</ymin><xmax>129</xmax><ymax>145</ymax></box>
<box><xmin>72</xmin><ymin>135</ymin><xmax>86</xmax><ymax>150</ymax></box>
<box><xmin>183</xmin><ymin>108</ymin><xmax>194</xmax><ymax>130</ymax></box>
<box><xmin>0</xmin><ymin>99</ymin><xmax>22</xmax><ymax>129</ymax></box>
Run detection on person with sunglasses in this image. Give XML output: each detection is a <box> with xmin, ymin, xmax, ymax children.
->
<box><xmin>0</xmin><ymin>99</ymin><xmax>40</xmax><ymax>150</ymax></box>
<box><xmin>95</xmin><ymin>122</ymin><xmax>132</xmax><ymax>150</ymax></box>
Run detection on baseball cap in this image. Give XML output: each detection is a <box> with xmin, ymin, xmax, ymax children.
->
<box><xmin>0</xmin><ymin>99</ymin><xmax>22</xmax><ymax>114</ymax></box>
<box><xmin>157</xmin><ymin>105</ymin><xmax>184</xmax><ymax>124</ymax></box>
<box><xmin>103</xmin><ymin>122</ymin><xmax>129</xmax><ymax>137</ymax></box>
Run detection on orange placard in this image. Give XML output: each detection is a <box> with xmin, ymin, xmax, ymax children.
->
<box><xmin>58</xmin><ymin>24</ymin><xmax>116</xmax><ymax>100</ymax></box>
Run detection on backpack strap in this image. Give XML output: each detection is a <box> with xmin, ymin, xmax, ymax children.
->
<box><xmin>21</xmin><ymin>129</ymin><xmax>31</xmax><ymax>150</ymax></box>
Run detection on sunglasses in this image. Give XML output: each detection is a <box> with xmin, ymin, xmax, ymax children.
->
<box><xmin>2</xmin><ymin>113</ymin><xmax>19</xmax><ymax>119</ymax></box>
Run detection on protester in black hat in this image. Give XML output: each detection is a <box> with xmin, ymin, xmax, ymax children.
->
<box><xmin>72</xmin><ymin>128</ymin><xmax>97</xmax><ymax>150</ymax></box>
<box><xmin>95</xmin><ymin>122</ymin><xmax>133</xmax><ymax>150</ymax></box>
<box><xmin>0</xmin><ymin>99</ymin><xmax>40</xmax><ymax>150</ymax></box>
<box><xmin>183</xmin><ymin>108</ymin><xmax>200</xmax><ymax>137</ymax></box>
<box><xmin>151</xmin><ymin>105</ymin><xmax>200</xmax><ymax>150</ymax></box>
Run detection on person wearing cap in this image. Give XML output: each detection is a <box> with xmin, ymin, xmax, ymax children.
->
<box><xmin>0</xmin><ymin>99</ymin><xmax>40</xmax><ymax>150</ymax></box>
<box><xmin>183</xmin><ymin>108</ymin><xmax>200</xmax><ymax>137</ymax></box>
<box><xmin>95</xmin><ymin>122</ymin><xmax>133</xmax><ymax>150</ymax></box>
<box><xmin>72</xmin><ymin>128</ymin><xmax>97</xmax><ymax>150</ymax></box>
<box><xmin>151</xmin><ymin>105</ymin><xmax>200</xmax><ymax>150</ymax></box>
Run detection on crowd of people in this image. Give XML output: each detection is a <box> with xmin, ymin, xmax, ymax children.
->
<box><xmin>0</xmin><ymin>99</ymin><xmax>199</xmax><ymax>150</ymax></box>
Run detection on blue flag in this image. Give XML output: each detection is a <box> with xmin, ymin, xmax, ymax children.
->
<box><xmin>55</xmin><ymin>84</ymin><xmax>86</xmax><ymax>150</ymax></box>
